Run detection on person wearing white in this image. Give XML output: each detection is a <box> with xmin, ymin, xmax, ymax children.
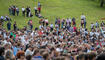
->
<box><xmin>34</xmin><ymin>7</ymin><xmax>37</xmax><ymax>10</ymax></box>
<box><xmin>50</xmin><ymin>24</ymin><xmax>53</xmax><ymax>28</ymax></box>
<box><xmin>34</xmin><ymin>7</ymin><xmax>37</xmax><ymax>15</ymax></box>
<box><xmin>25</xmin><ymin>48</ymin><xmax>33</xmax><ymax>57</ymax></box>
<box><xmin>81</xmin><ymin>14</ymin><xmax>86</xmax><ymax>20</ymax></box>
<box><xmin>22</xmin><ymin>7</ymin><xmax>25</xmax><ymax>16</ymax></box>
<box><xmin>0</xmin><ymin>16</ymin><xmax>4</xmax><ymax>20</ymax></box>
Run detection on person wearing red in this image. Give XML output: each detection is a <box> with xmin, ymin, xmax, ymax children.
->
<box><xmin>73</xmin><ymin>25</ymin><xmax>77</xmax><ymax>32</ymax></box>
<box><xmin>38</xmin><ymin>6</ymin><xmax>41</xmax><ymax>13</ymax></box>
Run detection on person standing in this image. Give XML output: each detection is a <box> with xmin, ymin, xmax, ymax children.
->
<box><xmin>72</xmin><ymin>17</ymin><xmax>76</xmax><ymax>26</ymax></box>
<box><xmin>34</xmin><ymin>6</ymin><xmax>37</xmax><ymax>16</ymax></box>
<box><xmin>95</xmin><ymin>21</ymin><xmax>99</xmax><ymax>28</ymax></box>
<box><xmin>61</xmin><ymin>19</ymin><xmax>65</xmax><ymax>28</ymax></box>
<box><xmin>7</xmin><ymin>21</ymin><xmax>11</xmax><ymax>30</ymax></box>
<box><xmin>11</xmin><ymin>6</ymin><xmax>14</xmax><ymax>15</ymax></box>
<box><xmin>81</xmin><ymin>13</ymin><xmax>86</xmax><ymax>28</ymax></box>
<box><xmin>22</xmin><ymin>7</ymin><xmax>25</xmax><ymax>16</ymax></box>
<box><xmin>9</xmin><ymin>6</ymin><xmax>12</xmax><ymax>15</ymax></box>
<box><xmin>13</xmin><ymin>6</ymin><xmax>16</xmax><ymax>16</ymax></box>
<box><xmin>57</xmin><ymin>18</ymin><xmax>61</xmax><ymax>28</ymax></box>
<box><xmin>28</xmin><ymin>7</ymin><xmax>31</xmax><ymax>17</ymax></box>
<box><xmin>30</xmin><ymin>20</ymin><xmax>33</xmax><ymax>30</ymax></box>
<box><xmin>101</xmin><ymin>21</ymin><xmax>105</xmax><ymax>27</ymax></box>
<box><xmin>28</xmin><ymin>20</ymin><xmax>33</xmax><ymax>30</ymax></box>
<box><xmin>81</xmin><ymin>19</ymin><xmax>84</xmax><ymax>28</ymax></box>
<box><xmin>50</xmin><ymin>23</ymin><xmax>54</xmax><ymax>31</ymax></box>
<box><xmin>84</xmin><ymin>18</ymin><xmax>86</xmax><ymax>28</ymax></box>
<box><xmin>38</xmin><ymin>2</ymin><xmax>41</xmax><ymax>7</ymax></box>
<box><xmin>38</xmin><ymin>5</ymin><xmax>41</xmax><ymax>13</ymax></box>
<box><xmin>16</xmin><ymin>7</ymin><xmax>19</xmax><ymax>16</ymax></box>
<box><xmin>91</xmin><ymin>23</ymin><xmax>94</xmax><ymax>30</ymax></box>
<box><xmin>69</xmin><ymin>18</ymin><xmax>71</xmax><ymax>27</ymax></box>
<box><xmin>45</xmin><ymin>18</ymin><xmax>48</xmax><ymax>26</ymax></box>
<box><xmin>13</xmin><ymin>21</ymin><xmax>17</xmax><ymax>31</ymax></box>
<box><xmin>26</xmin><ymin>7</ymin><xmax>29</xmax><ymax>17</ymax></box>
<box><xmin>81</xmin><ymin>13</ymin><xmax>86</xmax><ymax>20</ymax></box>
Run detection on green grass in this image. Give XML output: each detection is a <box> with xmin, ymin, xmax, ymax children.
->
<box><xmin>0</xmin><ymin>0</ymin><xmax>105</xmax><ymax>30</ymax></box>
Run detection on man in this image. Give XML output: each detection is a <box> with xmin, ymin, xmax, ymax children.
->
<box><xmin>7</xmin><ymin>21</ymin><xmax>11</xmax><ymax>30</ymax></box>
<box><xmin>38</xmin><ymin>2</ymin><xmax>41</xmax><ymax>7</ymax></box>
<box><xmin>50</xmin><ymin>23</ymin><xmax>54</xmax><ymax>31</ymax></box>
<box><xmin>26</xmin><ymin>7</ymin><xmax>29</xmax><ymax>17</ymax></box>
<box><xmin>61</xmin><ymin>19</ymin><xmax>65</xmax><ymax>28</ymax></box>
<box><xmin>22</xmin><ymin>7</ymin><xmax>25</xmax><ymax>16</ymax></box>
<box><xmin>45</xmin><ymin>18</ymin><xmax>48</xmax><ymax>26</ymax></box>
<box><xmin>13</xmin><ymin>21</ymin><xmax>17</xmax><ymax>31</ymax></box>
<box><xmin>81</xmin><ymin>13</ymin><xmax>86</xmax><ymax>20</ymax></box>
<box><xmin>81</xmin><ymin>13</ymin><xmax>86</xmax><ymax>28</ymax></box>
<box><xmin>95</xmin><ymin>21</ymin><xmax>99</xmax><ymax>28</ymax></box>
<box><xmin>13</xmin><ymin>6</ymin><xmax>16</xmax><ymax>16</ymax></box>
<box><xmin>16</xmin><ymin>7</ymin><xmax>19</xmax><ymax>16</ymax></box>
<box><xmin>34</xmin><ymin>6</ymin><xmax>38</xmax><ymax>16</ymax></box>
<box><xmin>32</xmin><ymin>49</ymin><xmax>44</xmax><ymax>60</ymax></box>
<box><xmin>25</xmin><ymin>46</ymin><xmax>33</xmax><ymax>57</ymax></box>
<box><xmin>91</xmin><ymin>23</ymin><xmax>94</xmax><ymax>30</ymax></box>
<box><xmin>72</xmin><ymin>17</ymin><xmax>76</xmax><ymax>26</ymax></box>
<box><xmin>101</xmin><ymin>21</ymin><xmax>105</xmax><ymax>27</ymax></box>
<box><xmin>84</xmin><ymin>18</ymin><xmax>86</xmax><ymax>28</ymax></box>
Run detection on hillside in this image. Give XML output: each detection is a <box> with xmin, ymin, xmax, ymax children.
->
<box><xmin>0</xmin><ymin>0</ymin><xmax>105</xmax><ymax>29</ymax></box>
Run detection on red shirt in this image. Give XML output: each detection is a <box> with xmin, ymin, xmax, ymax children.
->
<box><xmin>38</xmin><ymin>31</ymin><xmax>43</xmax><ymax>35</ymax></box>
<box><xmin>73</xmin><ymin>26</ymin><xmax>77</xmax><ymax>32</ymax></box>
<box><xmin>38</xmin><ymin>7</ymin><xmax>41</xmax><ymax>11</ymax></box>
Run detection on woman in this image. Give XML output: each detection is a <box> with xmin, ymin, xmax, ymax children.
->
<box><xmin>16</xmin><ymin>51</ymin><xmax>26</xmax><ymax>60</ymax></box>
<box><xmin>5</xmin><ymin>50</ymin><xmax>15</xmax><ymax>60</ymax></box>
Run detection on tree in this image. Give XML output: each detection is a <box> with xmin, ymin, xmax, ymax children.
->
<box><xmin>100</xmin><ymin>0</ymin><xmax>104</xmax><ymax>7</ymax></box>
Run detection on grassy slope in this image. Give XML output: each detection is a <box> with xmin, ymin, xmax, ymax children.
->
<box><xmin>0</xmin><ymin>0</ymin><xmax>105</xmax><ymax>30</ymax></box>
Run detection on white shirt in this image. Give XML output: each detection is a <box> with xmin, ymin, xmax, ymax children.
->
<box><xmin>50</xmin><ymin>24</ymin><xmax>53</xmax><ymax>28</ymax></box>
<box><xmin>3</xmin><ymin>33</ymin><xmax>7</xmax><ymax>38</ymax></box>
<box><xmin>56</xmin><ymin>48</ymin><xmax>63</xmax><ymax>52</ymax></box>
<box><xmin>25</xmin><ymin>49</ymin><xmax>33</xmax><ymax>56</ymax></box>
<box><xmin>20</xmin><ymin>35</ymin><xmax>25</xmax><ymax>45</ymax></box>
<box><xmin>81</xmin><ymin>15</ymin><xmax>86</xmax><ymax>19</ymax></box>
<box><xmin>45</xmin><ymin>19</ymin><xmax>48</xmax><ymax>23</ymax></box>
<box><xmin>69</xmin><ymin>18</ymin><xmax>71</xmax><ymax>22</ymax></box>
<box><xmin>22</xmin><ymin>8</ymin><xmax>25</xmax><ymax>11</ymax></box>
<box><xmin>91</xmin><ymin>24</ymin><xmax>94</xmax><ymax>28</ymax></box>
<box><xmin>1</xmin><ymin>16</ymin><xmax>4</xmax><ymax>19</ymax></box>
<box><xmin>39</xmin><ymin>25</ymin><xmax>43</xmax><ymax>29</ymax></box>
<box><xmin>90</xmin><ymin>32</ymin><xmax>94</xmax><ymax>36</ymax></box>
<box><xmin>34</xmin><ymin>7</ymin><xmax>37</xmax><ymax>10</ymax></box>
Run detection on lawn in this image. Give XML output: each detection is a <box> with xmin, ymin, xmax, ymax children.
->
<box><xmin>0</xmin><ymin>0</ymin><xmax>105</xmax><ymax>30</ymax></box>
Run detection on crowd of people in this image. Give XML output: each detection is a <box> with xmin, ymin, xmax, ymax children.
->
<box><xmin>0</xmin><ymin>13</ymin><xmax>105</xmax><ymax>60</ymax></box>
<box><xmin>8</xmin><ymin>2</ymin><xmax>42</xmax><ymax>18</ymax></box>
